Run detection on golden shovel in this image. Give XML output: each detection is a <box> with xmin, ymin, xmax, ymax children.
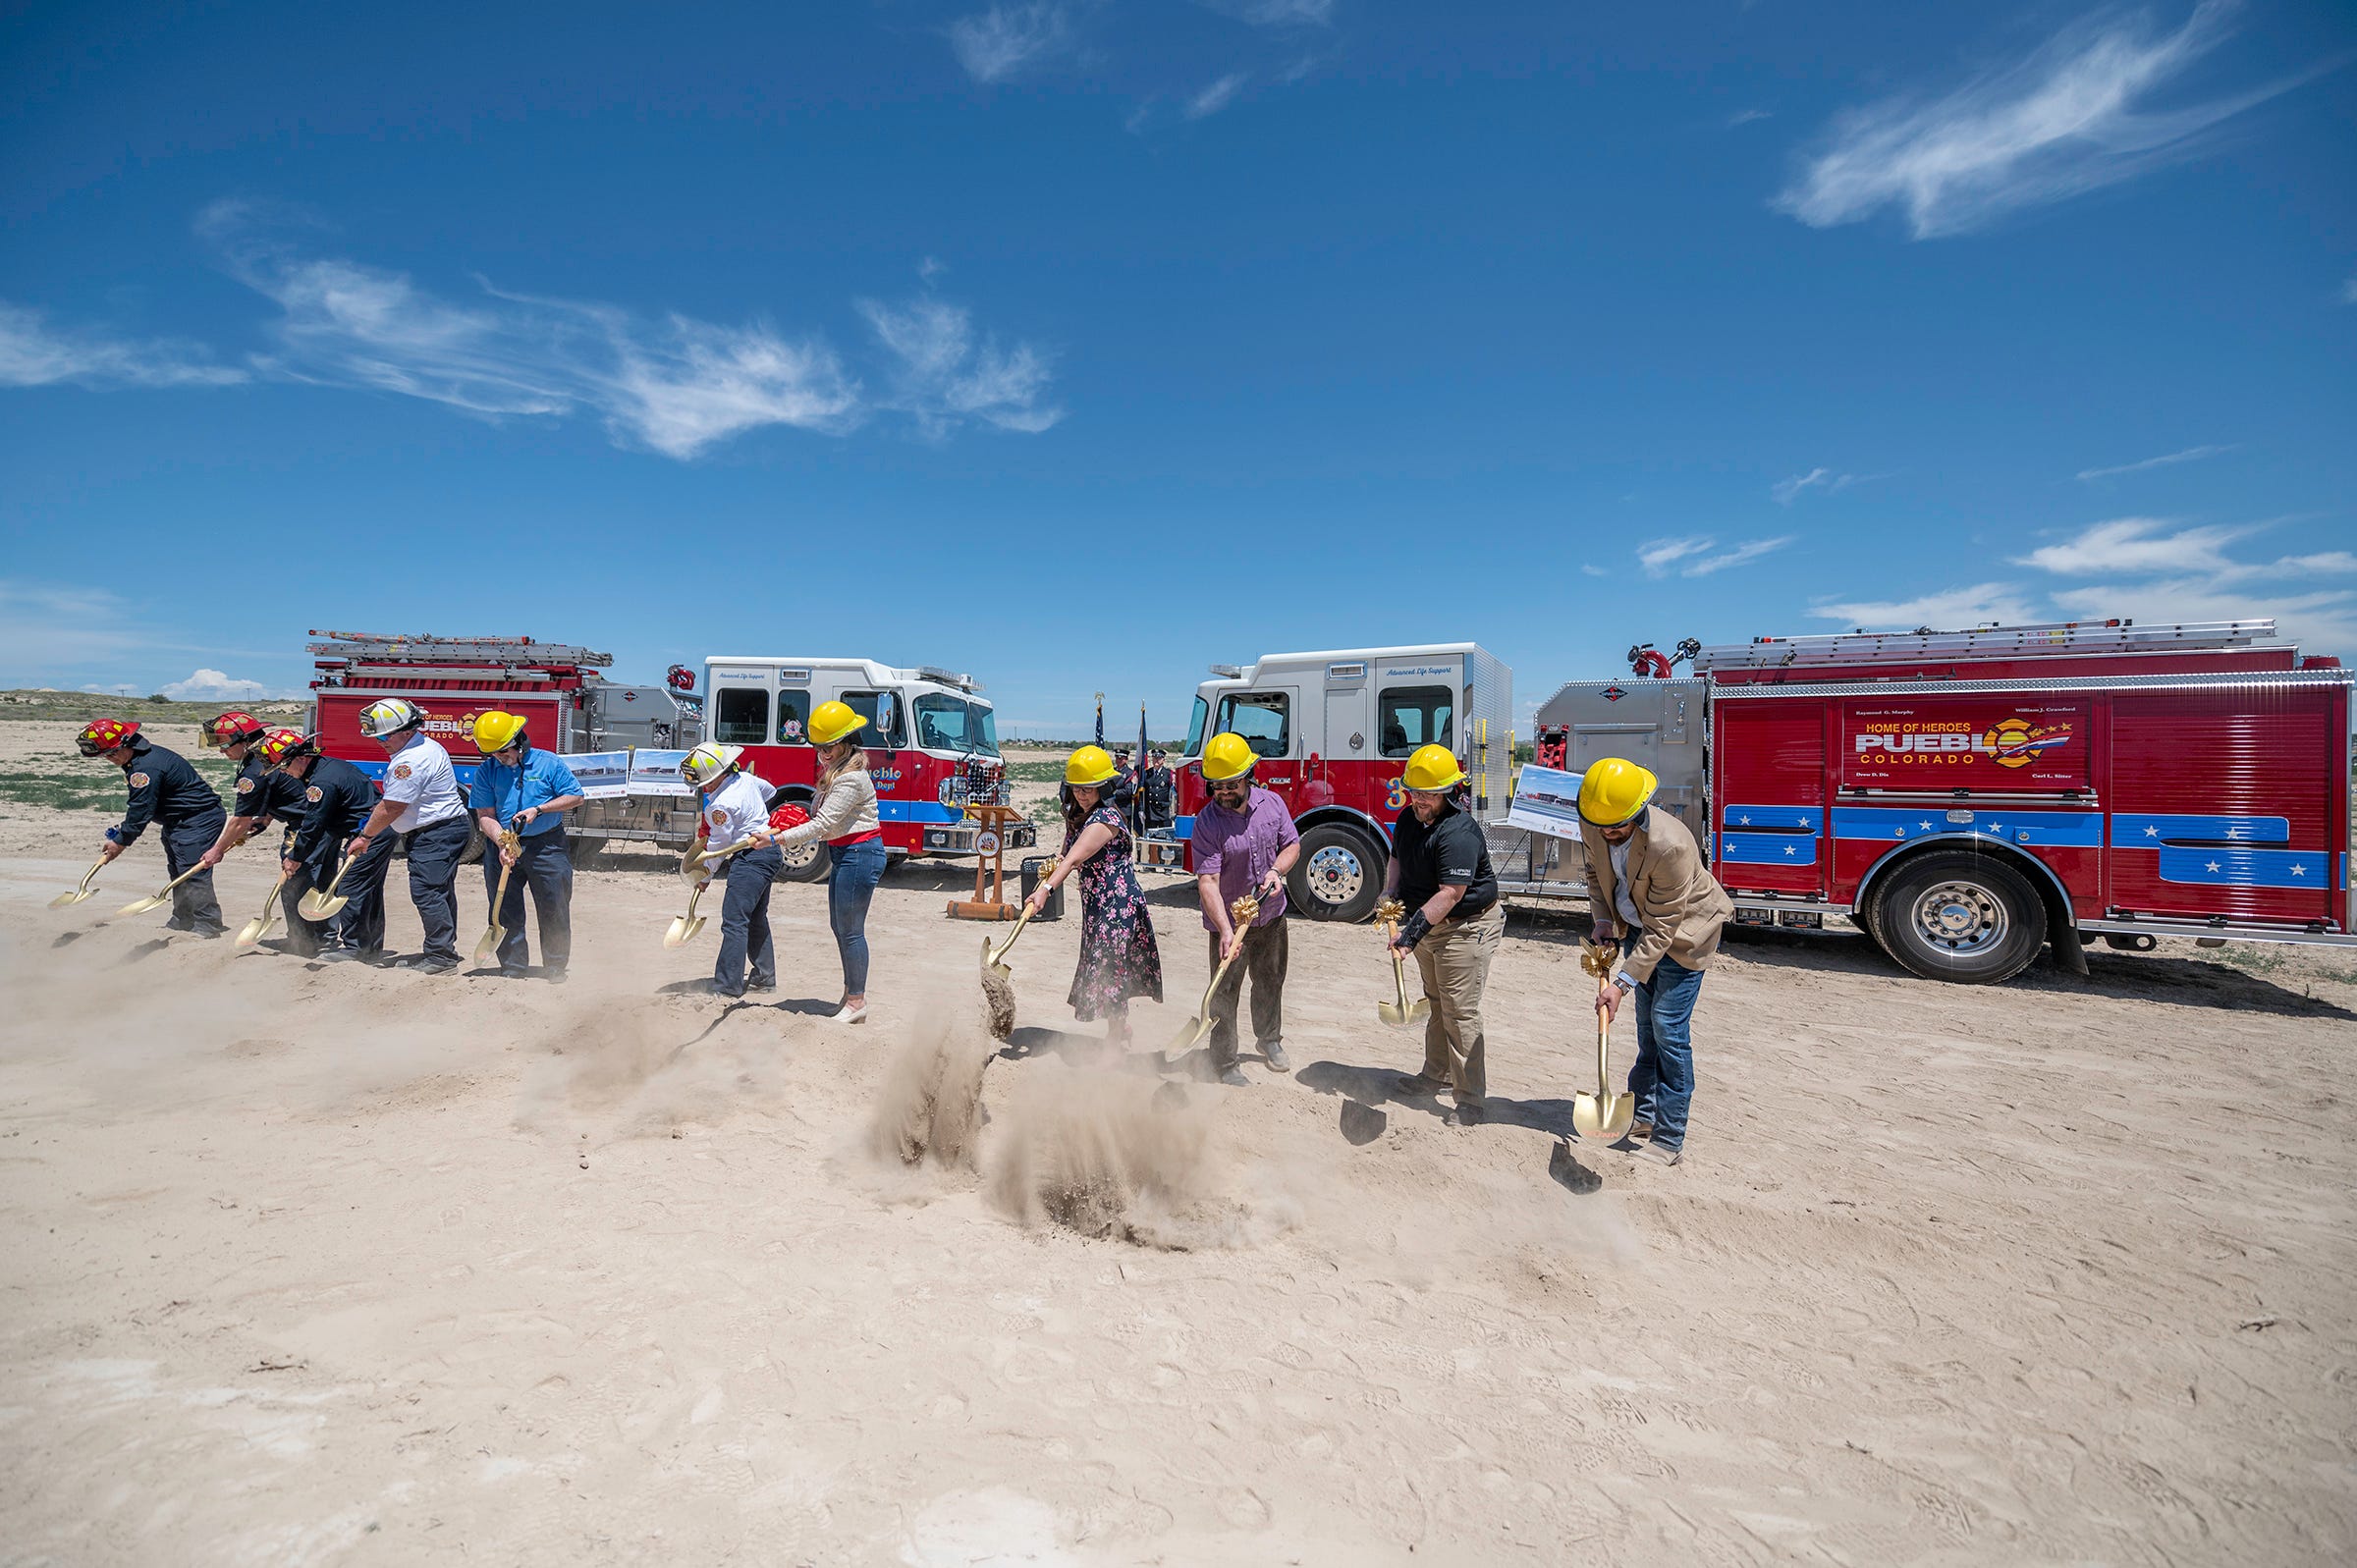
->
<box><xmin>1572</xmin><ymin>967</ymin><xmax>1636</xmax><ymax>1141</ymax></box>
<box><xmin>117</xmin><ymin>861</ymin><xmax>214</xmax><ymax>917</ymax></box>
<box><xmin>49</xmin><ymin>858</ymin><xmax>106</xmax><ymax>909</ymax></box>
<box><xmin>472</xmin><ymin>829</ymin><xmax>522</xmax><ymax>965</ymax></box>
<box><xmin>979</xmin><ymin>902</ymin><xmax>1038</xmax><ymax>1041</ymax></box>
<box><xmin>1373</xmin><ymin>898</ymin><xmax>1430</xmax><ymax>1027</ymax></box>
<box><xmin>238</xmin><ymin>871</ymin><xmax>293</xmax><ymax>946</ymax></box>
<box><xmin>1166</xmin><ymin>891</ymin><xmax>1264</xmax><ymax>1054</ymax></box>
<box><xmin>663</xmin><ymin>835</ymin><xmax>758</xmax><ymax>948</ymax></box>
<box><xmin>299</xmin><ymin>849</ymin><xmax>363</xmax><ymax>921</ymax></box>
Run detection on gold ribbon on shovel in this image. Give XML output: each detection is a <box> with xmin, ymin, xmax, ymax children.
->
<box><xmin>1373</xmin><ymin>897</ymin><xmax>1430</xmax><ymax>1026</ymax></box>
<box><xmin>1572</xmin><ymin>944</ymin><xmax>1636</xmax><ymax>1139</ymax></box>
<box><xmin>1165</xmin><ymin>890</ymin><xmax>1265</xmax><ymax>1054</ymax></box>
<box><xmin>49</xmin><ymin>857</ymin><xmax>106</xmax><ymax>909</ymax></box>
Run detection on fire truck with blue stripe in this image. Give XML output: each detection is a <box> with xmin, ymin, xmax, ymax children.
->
<box><xmin>1157</xmin><ymin>620</ymin><xmax>2353</xmax><ymax>985</ymax></box>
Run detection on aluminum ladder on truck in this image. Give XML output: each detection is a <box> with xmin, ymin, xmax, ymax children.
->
<box><xmin>1692</xmin><ymin>619</ymin><xmax>2280</xmax><ymax>671</ymax></box>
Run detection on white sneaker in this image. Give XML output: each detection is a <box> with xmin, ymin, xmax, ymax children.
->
<box><xmin>830</xmin><ymin>1001</ymin><xmax>868</xmax><ymax>1025</ymax></box>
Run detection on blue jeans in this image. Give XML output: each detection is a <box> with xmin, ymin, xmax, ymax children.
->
<box><xmin>714</xmin><ymin>844</ymin><xmax>782</xmax><ymax>996</ymax></box>
<box><xmin>1622</xmin><ymin>942</ymin><xmax>1703</xmax><ymax>1149</ymax></box>
<box><xmin>827</xmin><ymin>838</ymin><xmax>887</xmax><ymax>996</ymax></box>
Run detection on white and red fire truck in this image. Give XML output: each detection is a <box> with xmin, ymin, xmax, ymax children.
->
<box><xmin>1158</xmin><ymin>621</ymin><xmax>2354</xmax><ymax>985</ymax></box>
<box><xmin>702</xmin><ymin>655</ymin><xmax>1029</xmax><ymax>880</ymax></box>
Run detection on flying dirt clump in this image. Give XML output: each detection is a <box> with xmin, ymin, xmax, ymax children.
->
<box><xmin>985</xmin><ymin>1069</ymin><xmax>1263</xmax><ymax>1249</ymax></box>
<box><xmin>867</xmin><ymin>1021</ymin><xmax>992</xmax><ymax>1169</ymax></box>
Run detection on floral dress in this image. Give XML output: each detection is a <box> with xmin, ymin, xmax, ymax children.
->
<box><xmin>1065</xmin><ymin>806</ymin><xmax>1164</xmax><ymax>1021</ymax></box>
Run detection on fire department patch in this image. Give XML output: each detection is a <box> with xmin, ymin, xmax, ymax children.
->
<box><xmin>236</xmin><ymin>778</ymin><xmax>255</xmax><ymax>794</ymax></box>
<box><xmin>707</xmin><ymin>808</ymin><xmax>727</xmax><ymax>827</ymax></box>
<box><xmin>129</xmin><ymin>772</ymin><xmax>149</xmax><ymax>787</ymax></box>
<box><xmin>393</xmin><ymin>763</ymin><xmax>413</xmax><ymax>781</ymax></box>
<box><xmin>307</xmin><ymin>785</ymin><xmax>324</xmax><ymax>803</ymax></box>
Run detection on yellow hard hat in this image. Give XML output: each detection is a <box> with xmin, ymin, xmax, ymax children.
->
<box><xmin>1577</xmin><ymin>757</ymin><xmax>1658</xmax><ymax>826</ymax></box>
<box><xmin>472</xmin><ymin>711</ymin><xmax>527</xmax><ymax>753</ymax></box>
<box><xmin>1201</xmin><ymin>731</ymin><xmax>1257</xmax><ymax>783</ymax></box>
<box><xmin>807</xmin><ymin>699</ymin><xmax>867</xmax><ymax>746</ymax></box>
<box><xmin>1065</xmin><ymin>744</ymin><xmax>1120</xmax><ymax>787</ymax></box>
<box><xmin>1401</xmin><ymin>744</ymin><xmax>1465</xmax><ymax>791</ymax></box>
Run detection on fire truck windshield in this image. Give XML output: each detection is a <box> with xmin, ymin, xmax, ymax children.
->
<box><xmin>1184</xmin><ymin>697</ymin><xmax>1209</xmax><ymax>758</ymax></box>
<box><xmin>914</xmin><ymin>692</ymin><xmax>1000</xmax><ymax>756</ymax></box>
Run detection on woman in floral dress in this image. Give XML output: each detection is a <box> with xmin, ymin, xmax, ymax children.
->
<box><xmin>1023</xmin><ymin>745</ymin><xmax>1164</xmax><ymax>1049</ymax></box>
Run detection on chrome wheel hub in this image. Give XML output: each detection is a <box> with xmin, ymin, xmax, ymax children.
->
<box><xmin>1305</xmin><ymin>843</ymin><xmax>1364</xmax><ymax>907</ymax></box>
<box><xmin>1911</xmin><ymin>881</ymin><xmax>2006</xmax><ymax>955</ymax></box>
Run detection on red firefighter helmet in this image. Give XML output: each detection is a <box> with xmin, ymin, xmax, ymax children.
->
<box><xmin>256</xmin><ymin>729</ymin><xmax>318</xmax><ymax>768</ymax></box>
<box><xmin>76</xmin><ymin>718</ymin><xmax>140</xmax><ymax>757</ymax></box>
<box><xmin>203</xmin><ymin>710</ymin><xmax>266</xmax><ymax>749</ymax></box>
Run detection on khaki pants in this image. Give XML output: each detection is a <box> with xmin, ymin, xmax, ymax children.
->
<box><xmin>1205</xmin><ymin>921</ymin><xmax>1288</xmax><ymax>1069</ymax></box>
<box><xmin>1414</xmin><ymin>902</ymin><xmax>1505</xmax><ymax>1102</ymax></box>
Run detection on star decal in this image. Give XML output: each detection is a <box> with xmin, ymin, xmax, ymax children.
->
<box><xmin>1918</xmin><ymin>821</ymin><xmax>1932</xmax><ymax>832</ymax></box>
<box><xmin>2224</xmin><ymin>826</ymin><xmax>2243</xmax><ymax>838</ymax></box>
<box><xmin>1738</xmin><ymin>814</ymin><xmax>1750</xmax><ymax>825</ymax></box>
<box><xmin>2143</xmin><ymin>825</ymin><xmax>2159</xmax><ymax>838</ymax></box>
<box><xmin>2206</xmin><ymin>860</ymin><xmax>2221</xmax><ymax>873</ymax></box>
<box><xmin>2290</xmin><ymin>862</ymin><xmax>2308</xmax><ymax>877</ymax></box>
<box><xmin>1782</xmin><ymin>844</ymin><xmax>1796</xmax><ymax>857</ymax></box>
<box><xmin>1797</xmin><ymin>815</ymin><xmax>1811</xmax><ymax>829</ymax></box>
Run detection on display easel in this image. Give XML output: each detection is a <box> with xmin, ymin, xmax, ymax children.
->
<box><xmin>948</xmin><ymin>804</ymin><xmax>1024</xmax><ymax>921</ymax></box>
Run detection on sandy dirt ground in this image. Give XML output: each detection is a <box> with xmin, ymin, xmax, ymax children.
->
<box><xmin>2</xmin><ymin>722</ymin><xmax>2353</xmax><ymax>1566</ymax></box>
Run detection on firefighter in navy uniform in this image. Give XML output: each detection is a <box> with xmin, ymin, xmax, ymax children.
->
<box><xmin>346</xmin><ymin>697</ymin><xmax>470</xmax><ymax>974</ymax></box>
<box><xmin>77</xmin><ymin>718</ymin><xmax>227</xmax><ymax>937</ymax></box>
<box><xmin>260</xmin><ymin>729</ymin><xmax>390</xmax><ymax>958</ymax></box>
<box><xmin>196</xmin><ymin>711</ymin><xmax>317</xmax><ymax>951</ymax></box>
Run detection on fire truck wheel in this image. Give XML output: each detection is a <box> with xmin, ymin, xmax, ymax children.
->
<box><xmin>777</xmin><ymin>839</ymin><xmax>830</xmax><ymax>884</ymax></box>
<box><xmin>1870</xmin><ymin>851</ymin><xmax>2048</xmax><ymax>985</ymax></box>
<box><xmin>458</xmin><ymin>819</ymin><xmax>485</xmax><ymax>866</ymax></box>
<box><xmin>1288</xmin><ymin>823</ymin><xmax>1385</xmax><ymax>924</ymax></box>
<box><xmin>568</xmin><ymin>835</ymin><xmax>606</xmax><ymax>866</ymax></box>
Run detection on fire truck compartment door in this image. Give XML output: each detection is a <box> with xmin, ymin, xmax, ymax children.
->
<box><xmin>1324</xmin><ymin>685</ymin><xmax>1368</xmax><ymax>760</ymax></box>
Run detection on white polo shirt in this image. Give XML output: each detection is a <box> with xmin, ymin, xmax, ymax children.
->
<box><xmin>381</xmin><ymin>732</ymin><xmax>466</xmax><ymax>833</ymax></box>
<box><xmin>699</xmin><ymin>771</ymin><xmax>772</xmax><ymax>852</ymax></box>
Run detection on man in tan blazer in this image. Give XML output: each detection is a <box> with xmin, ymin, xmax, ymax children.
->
<box><xmin>1576</xmin><ymin>757</ymin><xmax>1733</xmax><ymax>1166</ymax></box>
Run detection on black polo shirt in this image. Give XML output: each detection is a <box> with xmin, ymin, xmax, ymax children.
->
<box><xmin>1392</xmin><ymin>801</ymin><xmax>1498</xmax><ymax>920</ymax></box>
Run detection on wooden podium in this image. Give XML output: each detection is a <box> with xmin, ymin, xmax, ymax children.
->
<box><xmin>948</xmin><ymin>804</ymin><xmax>1026</xmax><ymax>921</ymax></box>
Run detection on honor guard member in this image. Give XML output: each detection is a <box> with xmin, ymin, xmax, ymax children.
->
<box><xmin>467</xmin><ymin>711</ymin><xmax>585</xmax><ymax>982</ymax></box>
<box><xmin>78</xmin><ymin>718</ymin><xmax>227</xmax><ymax>937</ymax></box>
<box><xmin>1188</xmin><ymin>732</ymin><xmax>1300</xmax><ymax>1084</ymax></box>
<box><xmin>349</xmin><ymin>698</ymin><xmax>471</xmax><ymax>974</ymax></box>
<box><xmin>1382</xmin><ymin>743</ymin><xmax>1504</xmax><ymax>1123</ymax></box>
<box><xmin>196</xmin><ymin>711</ymin><xmax>318</xmax><ymax>951</ymax></box>
<box><xmin>683</xmin><ymin>742</ymin><xmax>781</xmax><ymax>999</ymax></box>
<box><xmin>1577</xmin><ymin>757</ymin><xmax>1733</xmax><ymax>1168</ymax></box>
<box><xmin>261</xmin><ymin>729</ymin><xmax>389</xmax><ymax>957</ymax></box>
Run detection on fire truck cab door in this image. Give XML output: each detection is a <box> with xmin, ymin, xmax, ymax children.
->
<box><xmin>1217</xmin><ymin>686</ymin><xmax>1299</xmax><ymax>809</ymax></box>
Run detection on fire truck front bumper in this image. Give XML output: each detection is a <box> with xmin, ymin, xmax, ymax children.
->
<box><xmin>920</xmin><ymin>820</ymin><xmax>1040</xmax><ymax>857</ymax></box>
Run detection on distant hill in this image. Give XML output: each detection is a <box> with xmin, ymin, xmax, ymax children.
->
<box><xmin>0</xmin><ymin>690</ymin><xmax>310</xmax><ymax>726</ymax></box>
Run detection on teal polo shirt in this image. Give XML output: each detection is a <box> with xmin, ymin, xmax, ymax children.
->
<box><xmin>467</xmin><ymin>748</ymin><xmax>583</xmax><ymax>836</ymax></box>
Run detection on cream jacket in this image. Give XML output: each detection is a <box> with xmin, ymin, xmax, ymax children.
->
<box><xmin>778</xmin><ymin>764</ymin><xmax>880</xmax><ymax>848</ymax></box>
<box><xmin>1578</xmin><ymin>806</ymin><xmax>1734</xmax><ymax>984</ymax></box>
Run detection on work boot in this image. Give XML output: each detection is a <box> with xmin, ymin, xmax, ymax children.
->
<box><xmin>1261</xmin><ymin>1040</ymin><xmax>1291</xmax><ymax>1073</ymax></box>
<box><xmin>320</xmin><ymin>947</ymin><xmax>370</xmax><ymax>964</ymax></box>
<box><xmin>1217</xmin><ymin>1065</ymin><xmax>1249</xmax><ymax>1088</ymax></box>
<box><xmin>1630</xmin><ymin>1119</ymin><xmax>1655</xmax><ymax>1140</ymax></box>
<box><xmin>397</xmin><ymin>954</ymin><xmax>459</xmax><ymax>975</ymax></box>
<box><xmin>1632</xmin><ymin>1141</ymin><xmax>1683</xmax><ymax>1167</ymax></box>
<box><xmin>546</xmin><ymin>968</ymin><xmax>569</xmax><ymax>986</ymax></box>
<box><xmin>1453</xmin><ymin>1098</ymin><xmax>1486</xmax><ymax>1125</ymax></box>
<box><xmin>1393</xmin><ymin>1073</ymin><xmax>1448</xmax><ymax>1098</ymax></box>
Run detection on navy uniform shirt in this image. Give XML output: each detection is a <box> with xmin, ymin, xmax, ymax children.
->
<box><xmin>115</xmin><ymin>738</ymin><xmax>226</xmax><ymax>845</ymax></box>
<box><xmin>233</xmin><ymin>749</ymin><xmax>311</xmax><ymax>829</ymax></box>
<box><xmin>288</xmin><ymin>756</ymin><xmax>379</xmax><ymax>869</ymax></box>
<box><xmin>1391</xmin><ymin>800</ymin><xmax>1499</xmax><ymax>921</ymax></box>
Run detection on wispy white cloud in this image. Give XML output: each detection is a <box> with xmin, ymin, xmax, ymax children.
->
<box><xmin>948</xmin><ymin>3</ymin><xmax>1071</xmax><ymax>83</ymax></box>
<box><xmin>2050</xmin><ymin>579</ymin><xmax>2356</xmax><ymax>656</ymax></box>
<box><xmin>1727</xmin><ymin>108</ymin><xmax>1773</xmax><ymax>128</ymax></box>
<box><xmin>1776</xmin><ymin>2</ymin><xmax>2306</xmax><ymax>239</ymax></box>
<box><xmin>857</xmin><ymin>297</ymin><xmax>1063</xmax><ymax>436</ymax></box>
<box><xmin>1185</xmin><ymin>72</ymin><xmax>1249</xmax><ymax>119</ymax></box>
<box><xmin>157</xmin><ymin>669</ymin><xmax>305</xmax><ymax>703</ymax></box>
<box><xmin>1686</xmin><ymin>536</ymin><xmax>1793</xmax><ymax>576</ymax></box>
<box><xmin>1200</xmin><ymin>0</ymin><xmax>1334</xmax><ymax>26</ymax></box>
<box><xmin>1810</xmin><ymin>582</ymin><xmax>2042</xmax><ymax>630</ymax></box>
<box><xmin>0</xmin><ymin>302</ymin><xmax>247</xmax><ymax>389</ymax></box>
<box><xmin>2338</xmin><ymin>278</ymin><xmax>2357</xmax><ymax>304</ymax></box>
<box><xmin>1637</xmin><ymin>535</ymin><xmax>1790</xmax><ymax>578</ymax></box>
<box><xmin>2012</xmin><ymin>515</ymin><xmax>2357</xmax><ymax>582</ymax></box>
<box><xmin>2074</xmin><ymin>442</ymin><xmax>2236</xmax><ymax>481</ymax></box>
<box><xmin>1772</xmin><ymin>466</ymin><xmax>1875</xmax><ymax>505</ymax></box>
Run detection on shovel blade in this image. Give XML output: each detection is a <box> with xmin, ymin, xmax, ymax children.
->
<box><xmin>117</xmin><ymin>892</ymin><xmax>172</xmax><ymax>915</ymax></box>
<box><xmin>1165</xmin><ymin>1015</ymin><xmax>1216</xmax><ymax>1055</ymax></box>
<box><xmin>662</xmin><ymin>916</ymin><xmax>690</xmax><ymax>949</ymax></box>
<box><xmin>1573</xmin><ymin>1092</ymin><xmax>1637</xmax><ymax>1140</ymax></box>
<box><xmin>472</xmin><ymin>924</ymin><xmax>506</xmax><ymax>964</ymax></box>
<box><xmin>49</xmin><ymin>888</ymin><xmax>97</xmax><ymax>909</ymax></box>
<box><xmin>1406</xmin><ymin>999</ymin><xmax>1431</xmax><ymax>1023</ymax></box>
<box><xmin>1377</xmin><ymin>1000</ymin><xmax>1407</xmax><ymax>1025</ymax></box>
<box><xmin>236</xmin><ymin>914</ymin><xmax>273</xmax><ymax>946</ymax></box>
<box><xmin>299</xmin><ymin>892</ymin><xmax>348</xmax><ymax>920</ymax></box>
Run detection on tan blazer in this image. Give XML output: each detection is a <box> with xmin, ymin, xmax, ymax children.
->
<box><xmin>1579</xmin><ymin>806</ymin><xmax>1735</xmax><ymax>984</ymax></box>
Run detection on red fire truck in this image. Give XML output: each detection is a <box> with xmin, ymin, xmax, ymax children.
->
<box><xmin>305</xmin><ymin>630</ymin><xmax>706</xmax><ymax>860</ymax></box>
<box><xmin>702</xmin><ymin>655</ymin><xmax>1029</xmax><ymax>881</ymax></box>
<box><xmin>1160</xmin><ymin>621</ymin><xmax>2354</xmax><ymax>985</ymax></box>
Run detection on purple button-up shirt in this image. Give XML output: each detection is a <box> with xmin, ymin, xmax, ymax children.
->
<box><xmin>1191</xmin><ymin>784</ymin><xmax>1299</xmax><ymax>929</ymax></box>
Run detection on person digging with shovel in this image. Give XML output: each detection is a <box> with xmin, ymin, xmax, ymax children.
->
<box><xmin>261</xmin><ymin>729</ymin><xmax>390</xmax><ymax>960</ymax></box>
<box><xmin>198</xmin><ymin>712</ymin><xmax>319</xmax><ymax>954</ymax></box>
<box><xmin>1383</xmin><ymin>744</ymin><xmax>1502</xmax><ymax>1124</ymax></box>
<box><xmin>77</xmin><ymin>719</ymin><xmax>228</xmax><ymax>938</ymax></box>
<box><xmin>347</xmin><ymin>698</ymin><xmax>471</xmax><ymax>976</ymax></box>
<box><xmin>1022</xmin><ymin>745</ymin><xmax>1163</xmax><ymax>1057</ymax></box>
<box><xmin>1576</xmin><ymin>757</ymin><xmax>1733</xmax><ymax>1169</ymax></box>
<box><xmin>466</xmin><ymin>711</ymin><xmax>583</xmax><ymax>983</ymax></box>
<box><xmin>682</xmin><ymin>742</ymin><xmax>781</xmax><ymax>1000</ymax></box>
<box><xmin>1188</xmin><ymin>731</ymin><xmax>1299</xmax><ymax>1086</ymax></box>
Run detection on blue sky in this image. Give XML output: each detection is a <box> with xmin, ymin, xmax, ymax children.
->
<box><xmin>4</xmin><ymin>0</ymin><xmax>2353</xmax><ymax>735</ymax></box>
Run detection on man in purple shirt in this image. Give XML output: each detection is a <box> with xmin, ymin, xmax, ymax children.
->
<box><xmin>1191</xmin><ymin>731</ymin><xmax>1302</xmax><ymax>1085</ymax></box>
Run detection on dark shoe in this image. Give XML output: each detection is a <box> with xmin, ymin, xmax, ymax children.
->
<box><xmin>1632</xmin><ymin>1140</ymin><xmax>1683</xmax><ymax>1166</ymax></box>
<box><xmin>499</xmin><ymin>965</ymin><xmax>530</xmax><ymax>980</ymax></box>
<box><xmin>546</xmin><ymin>969</ymin><xmax>569</xmax><ymax>986</ymax></box>
<box><xmin>1393</xmin><ymin>1074</ymin><xmax>1449</xmax><ymax>1098</ymax></box>
<box><xmin>1217</xmin><ymin>1065</ymin><xmax>1250</xmax><ymax>1088</ymax></box>
<box><xmin>163</xmin><ymin>919</ymin><xmax>193</xmax><ymax>933</ymax></box>
<box><xmin>1453</xmin><ymin>1099</ymin><xmax>1486</xmax><ymax>1125</ymax></box>
<box><xmin>189</xmin><ymin>927</ymin><xmax>226</xmax><ymax>940</ymax></box>
<box><xmin>1631</xmin><ymin>1119</ymin><xmax>1655</xmax><ymax>1140</ymax></box>
<box><xmin>397</xmin><ymin>954</ymin><xmax>460</xmax><ymax>975</ymax></box>
<box><xmin>1261</xmin><ymin>1040</ymin><xmax>1291</xmax><ymax>1072</ymax></box>
<box><xmin>746</xmin><ymin>979</ymin><xmax>776</xmax><ymax>994</ymax></box>
<box><xmin>319</xmin><ymin>947</ymin><xmax>371</xmax><ymax>964</ymax></box>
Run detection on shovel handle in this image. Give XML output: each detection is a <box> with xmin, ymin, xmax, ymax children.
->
<box><xmin>985</xmin><ymin>903</ymin><xmax>1035</xmax><ymax>967</ymax></box>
